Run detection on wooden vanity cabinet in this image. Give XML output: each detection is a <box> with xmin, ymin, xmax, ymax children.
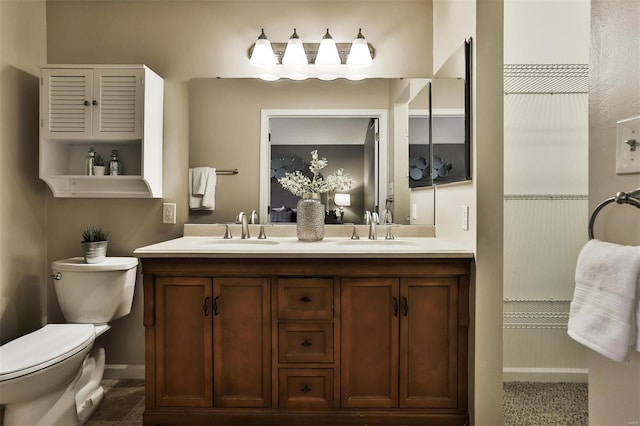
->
<box><xmin>141</xmin><ymin>257</ymin><xmax>471</xmax><ymax>426</ymax></box>
<box><xmin>150</xmin><ymin>275</ymin><xmax>270</xmax><ymax>409</ymax></box>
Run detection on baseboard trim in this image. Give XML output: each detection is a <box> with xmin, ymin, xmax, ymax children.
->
<box><xmin>503</xmin><ymin>367</ymin><xmax>588</xmax><ymax>382</ymax></box>
<box><xmin>104</xmin><ymin>364</ymin><xmax>145</xmax><ymax>380</ymax></box>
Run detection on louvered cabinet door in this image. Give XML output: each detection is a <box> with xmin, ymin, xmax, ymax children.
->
<box><xmin>41</xmin><ymin>68</ymin><xmax>93</xmax><ymax>139</ymax></box>
<box><xmin>92</xmin><ymin>68</ymin><xmax>143</xmax><ymax>139</ymax></box>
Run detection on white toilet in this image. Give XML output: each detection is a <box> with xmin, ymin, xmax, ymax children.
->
<box><xmin>0</xmin><ymin>257</ymin><xmax>138</xmax><ymax>426</ymax></box>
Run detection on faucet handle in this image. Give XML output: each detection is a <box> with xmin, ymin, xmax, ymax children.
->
<box><xmin>350</xmin><ymin>224</ymin><xmax>360</xmax><ymax>240</ymax></box>
<box><xmin>223</xmin><ymin>223</ymin><xmax>233</xmax><ymax>239</ymax></box>
<box><xmin>385</xmin><ymin>225</ymin><xmax>397</xmax><ymax>240</ymax></box>
<box><xmin>258</xmin><ymin>225</ymin><xmax>267</xmax><ymax>239</ymax></box>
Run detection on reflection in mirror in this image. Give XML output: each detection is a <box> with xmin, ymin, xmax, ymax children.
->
<box><xmin>268</xmin><ymin>117</ymin><xmax>379</xmax><ymax>224</ymax></box>
<box><xmin>409</xmin><ymin>38</ymin><xmax>472</xmax><ymax>189</ymax></box>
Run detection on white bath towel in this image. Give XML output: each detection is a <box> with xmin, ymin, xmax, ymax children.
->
<box><xmin>567</xmin><ymin>239</ymin><xmax>640</xmax><ymax>362</ymax></box>
<box><xmin>189</xmin><ymin>167</ymin><xmax>216</xmax><ymax>210</ymax></box>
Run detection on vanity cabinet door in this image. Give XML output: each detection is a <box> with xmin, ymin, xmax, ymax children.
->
<box><xmin>341</xmin><ymin>277</ymin><xmax>399</xmax><ymax>408</ymax></box>
<box><xmin>213</xmin><ymin>277</ymin><xmax>271</xmax><ymax>408</ymax></box>
<box><xmin>399</xmin><ymin>277</ymin><xmax>459</xmax><ymax>408</ymax></box>
<box><xmin>155</xmin><ymin>276</ymin><xmax>213</xmax><ymax>407</ymax></box>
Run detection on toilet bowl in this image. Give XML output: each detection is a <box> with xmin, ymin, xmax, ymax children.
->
<box><xmin>0</xmin><ymin>257</ymin><xmax>137</xmax><ymax>426</ymax></box>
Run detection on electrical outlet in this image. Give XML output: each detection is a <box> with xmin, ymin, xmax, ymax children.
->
<box><xmin>461</xmin><ymin>205</ymin><xmax>469</xmax><ymax>230</ymax></box>
<box><xmin>163</xmin><ymin>203</ymin><xmax>176</xmax><ymax>224</ymax></box>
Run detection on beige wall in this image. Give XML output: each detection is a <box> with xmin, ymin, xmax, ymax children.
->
<box><xmin>0</xmin><ymin>0</ymin><xmax>48</xmax><ymax>344</ymax></box>
<box><xmin>588</xmin><ymin>0</ymin><xmax>640</xmax><ymax>423</ymax></box>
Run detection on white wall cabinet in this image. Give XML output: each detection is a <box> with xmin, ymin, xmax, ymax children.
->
<box><xmin>40</xmin><ymin>64</ymin><xmax>163</xmax><ymax>198</ymax></box>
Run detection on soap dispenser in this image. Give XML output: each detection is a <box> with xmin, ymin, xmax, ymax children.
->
<box><xmin>85</xmin><ymin>147</ymin><xmax>96</xmax><ymax>176</ymax></box>
<box><xmin>108</xmin><ymin>149</ymin><xmax>122</xmax><ymax>176</ymax></box>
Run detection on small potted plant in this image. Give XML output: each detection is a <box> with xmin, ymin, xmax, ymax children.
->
<box><xmin>93</xmin><ymin>153</ymin><xmax>106</xmax><ymax>176</ymax></box>
<box><xmin>81</xmin><ymin>226</ymin><xmax>109</xmax><ymax>263</ymax></box>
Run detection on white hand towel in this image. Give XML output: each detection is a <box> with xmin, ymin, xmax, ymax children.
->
<box><xmin>200</xmin><ymin>168</ymin><xmax>216</xmax><ymax>210</ymax></box>
<box><xmin>567</xmin><ymin>239</ymin><xmax>640</xmax><ymax>362</ymax></box>
<box><xmin>191</xmin><ymin>167</ymin><xmax>209</xmax><ymax>195</ymax></box>
<box><xmin>188</xmin><ymin>167</ymin><xmax>216</xmax><ymax>210</ymax></box>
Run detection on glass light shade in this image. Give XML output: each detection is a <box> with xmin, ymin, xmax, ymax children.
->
<box><xmin>346</xmin><ymin>73</ymin><xmax>367</xmax><ymax>81</ymax></box>
<box><xmin>315</xmin><ymin>29</ymin><xmax>341</xmax><ymax>66</ymax></box>
<box><xmin>282</xmin><ymin>29</ymin><xmax>308</xmax><ymax>66</ymax></box>
<box><xmin>288</xmin><ymin>72</ymin><xmax>308</xmax><ymax>81</ymax></box>
<box><xmin>257</xmin><ymin>73</ymin><xmax>280</xmax><ymax>81</ymax></box>
<box><xmin>250</xmin><ymin>30</ymin><xmax>277</xmax><ymax>67</ymax></box>
<box><xmin>334</xmin><ymin>193</ymin><xmax>351</xmax><ymax>207</ymax></box>
<box><xmin>347</xmin><ymin>30</ymin><xmax>373</xmax><ymax>67</ymax></box>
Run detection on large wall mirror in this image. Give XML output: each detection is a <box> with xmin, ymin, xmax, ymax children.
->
<box><xmin>187</xmin><ymin>39</ymin><xmax>470</xmax><ymax>226</ymax></box>
<box><xmin>188</xmin><ymin>78</ymin><xmax>424</xmax><ymax>225</ymax></box>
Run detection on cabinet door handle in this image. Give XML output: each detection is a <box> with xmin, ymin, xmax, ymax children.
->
<box><xmin>393</xmin><ymin>297</ymin><xmax>399</xmax><ymax>317</ymax></box>
<box><xmin>213</xmin><ymin>296</ymin><xmax>220</xmax><ymax>316</ymax></box>
<box><xmin>402</xmin><ymin>296</ymin><xmax>409</xmax><ymax>316</ymax></box>
<box><xmin>92</xmin><ymin>100</ymin><xmax>98</xmax><ymax>106</ymax></box>
<box><xmin>203</xmin><ymin>296</ymin><xmax>210</xmax><ymax>316</ymax></box>
<box><xmin>301</xmin><ymin>384</ymin><xmax>312</xmax><ymax>393</ymax></box>
<box><xmin>300</xmin><ymin>339</ymin><xmax>312</xmax><ymax>347</ymax></box>
<box><xmin>84</xmin><ymin>100</ymin><xmax>90</xmax><ymax>106</ymax></box>
<box><xmin>299</xmin><ymin>296</ymin><xmax>311</xmax><ymax>303</ymax></box>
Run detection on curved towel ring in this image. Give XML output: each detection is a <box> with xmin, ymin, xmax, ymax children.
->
<box><xmin>588</xmin><ymin>188</ymin><xmax>640</xmax><ymax>239</ymax></box>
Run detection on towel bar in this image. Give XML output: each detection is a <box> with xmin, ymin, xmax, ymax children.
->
<box><xmin>588</xmin><ymin>188</ymin><xmax>640</xmax><ymax>239</ymax></box>
<box><xmin>216</xmin><ymin>169</ymin><xmax>239</xmax><ymax>175</ymax></box>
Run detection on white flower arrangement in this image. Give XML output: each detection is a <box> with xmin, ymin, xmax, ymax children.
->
<box><xmin>278</xmin><ymin>150</ymin><xmax>355</xmax><ymax>196</ymax></box>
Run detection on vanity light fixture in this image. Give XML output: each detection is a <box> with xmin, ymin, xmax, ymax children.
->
<box><xmin>248</xmin><ymin>28</ymin><xmax>374</xmax><ymax>80</ymax></box>
<box><xmin>315</xmin><ymin>29</ymin><xmax>341</xmax><ymax>66</ymax></box>
<box><xmin>282</xmin><ymin>29</ymin><xmax>308</xmax><ymax>67</ymax></box>
<box><xmin>346</xmin><ymin>29</ymin><xmax>373</xmax><ymax>67</ymax></box>
<box><xmin>249</xmin><ymin>29</ymin><xmax>277</xmax><ymax>67</ymax></box>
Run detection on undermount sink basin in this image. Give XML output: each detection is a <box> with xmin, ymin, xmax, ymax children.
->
<box><xmin>200</xmin><ymin>239</ymin><xmax>279</xmax><ymax>246</ymax></box>
<box><xmin>333</xmin><ymin>239</ymin><xmax>418</xmax><ymax>246</ymax></box>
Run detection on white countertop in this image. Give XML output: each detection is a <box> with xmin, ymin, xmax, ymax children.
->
<box><xmin>134</xmin><ymin>235</ymin><xmax>474</xmax><ymax>259</ymax></box>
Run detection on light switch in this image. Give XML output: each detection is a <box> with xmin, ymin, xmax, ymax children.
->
<box><xmin>616</xmin><ymin>116</ymin><xmax>640</xmax><ymax>174</ymax></box>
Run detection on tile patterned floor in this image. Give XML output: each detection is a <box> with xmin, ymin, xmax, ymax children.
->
<box><xmin>86</xmin><ymin>379</ymin><xmax>144</xmax><ymax>426</ymax></box>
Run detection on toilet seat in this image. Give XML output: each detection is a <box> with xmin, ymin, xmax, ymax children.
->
<box><xmin>0</xmin><ymin>324</ymin><xmax>95</xmax><ymax>381</ymax></box>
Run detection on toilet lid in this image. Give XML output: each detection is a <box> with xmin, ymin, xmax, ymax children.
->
<box><xmin>53</xmin><ymin>256</ymin><xmax>138</xmax><ymax>272</ymax></box>
<box><xmin>0</xmin><ymin>324</ymin><xmax>95</xmax><ymax>381</ymax></box>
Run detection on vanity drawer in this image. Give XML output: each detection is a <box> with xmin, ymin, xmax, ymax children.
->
<box><xmin>278</xmin><ymin>322</ymin><xmax>333</xmax><ymax>363</ymax></box>
<box><xmin>278</xmin><ymin>278</ymin><xmax>333</xmax><ymax>320</ymax></box>
<box><xmin>278</xmin><ymin>368</ymin><xmax>334</xmax><ymax>408</ymax></box>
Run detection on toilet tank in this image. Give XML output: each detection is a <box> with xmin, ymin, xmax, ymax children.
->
<box><xmin>52</xmin><ymin>257</ymin><xmax>138</xmax><ymax>324</ymax></box>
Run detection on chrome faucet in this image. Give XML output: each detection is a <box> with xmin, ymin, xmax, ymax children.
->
<box><xmin>236</xmin><ymin>212</ymin><xmax>250</xmax><ymax>239</ymax></box>
<box><xmin>382</xmin><ymin>209</ymin><xmax>393</xmax><ymax>224</ymax></box>
<box><xmin>369</xmin><ymin>212</ymin><xmax>379</xmax><ymax>240</ymax></box>
<box><xmin>249</xmin><ymin>210</ymin><xmax>258</xmax><ymax>224</ymax></box>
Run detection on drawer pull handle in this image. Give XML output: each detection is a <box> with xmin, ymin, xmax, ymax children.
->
<box><xmin>393</xmin><ymin>297</ymin><xmax>399</xmax><ymax>317</ymax></box>
<box><xmin>299</xmin><ymin>296</ymin><xmax>311</xmax><ymax>303</ymax></box>
<box><xmin>203</xmin><ymin>296</ymin><xmax>210</xmax><ymax>316</ymax></box>
<box><xmin>213</xmin><ymin>296</ymin><xmax>220</xmax><ymax>316</ymax></box>
<box><xmin>301</xmin><ymin>384</ymin><xmax>312</xmax><ymax>393</ymax></box>
<box><xmin>402</xmin><ymin>296</ymin><xmax>409</xmax><ymax>316</ymax></box>
<box><xmin>300</xmin><ymin>339</ymin><xmax>312</xmax><ymax>347</ymax></box>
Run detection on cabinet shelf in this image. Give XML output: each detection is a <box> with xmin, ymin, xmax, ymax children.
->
<box><xmin>40</xmin><ymin>64</ymin><xmax>163</xmax><ymax>198</ymax></box>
